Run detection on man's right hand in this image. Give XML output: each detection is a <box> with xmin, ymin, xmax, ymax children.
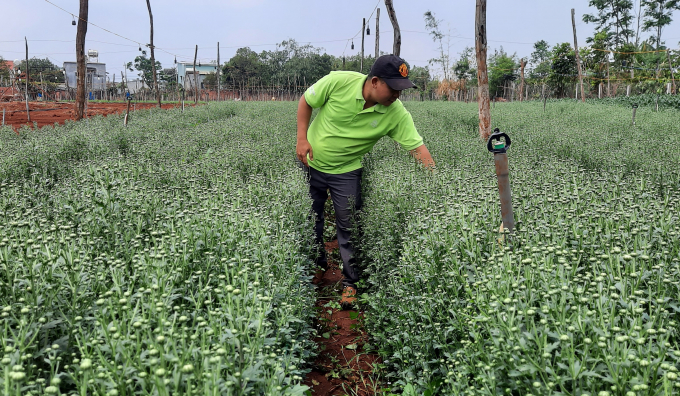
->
<box><xmin>296</xmin><ymin>139</ymin><xmax>313</xmax><ymax>167</ymax></box>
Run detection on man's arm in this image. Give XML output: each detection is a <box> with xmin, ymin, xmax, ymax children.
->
<box><xmin>296</xmin><ymin>95</ymin><xmax>314</xmax><ymax>166</ymax></box>
<box><xmin>409</xmin><ymin>144</ymin><xmax>436</xmax><ymax>170</ymax></box>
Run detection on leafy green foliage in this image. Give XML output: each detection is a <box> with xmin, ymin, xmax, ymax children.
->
<box><xmin>0</xmin><ymin>103</ymin><xmax>316</xmax><ymax>395</ymax></box>
<box><xmin>488</xmin><ymin>48</ymin><xmax>518</xmax><ymax>98</ymax></box>
<box><xmin>359</xmin><ymin>101</ymin><xmax>680</xmax><ymax>395</ymax></box>
<box><xmin>548</xmin><ymin>43</ymin><xmax>577</xmax><ymax>97</ymax></box>
<box><xmin>127</xmin><ymin>51</ymin><xmax>162</xmax><ymax>89</ymax></box>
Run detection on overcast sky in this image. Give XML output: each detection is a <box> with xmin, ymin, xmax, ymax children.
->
<box><xmin>2</xmin><ymin>0</ymin><xmax>680</xmax><ymax>80</ymax></box>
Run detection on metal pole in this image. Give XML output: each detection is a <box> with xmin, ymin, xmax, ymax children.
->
<box><xmin>487</xmin><ymin>129</ymin><xmax>514</xmax><ymax>234</ymax></box>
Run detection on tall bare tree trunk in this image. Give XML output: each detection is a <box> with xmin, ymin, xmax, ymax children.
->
<box><xmin>572</xmin><ymin>8</ymin><xmax>585</xmax><ymax>102</ymax></box>
<box><xmin>217</xmin><ymin>42</ymin><xmax>221</xmax><ymax>101</ymax></box>
<box><xmin>193</xmin><ymin>45</ymin><xmax>198</xmax><ymax>104</ymax></box>
<box><xmin>361</xmin><ymin>18</ymin><xmax>365</xmax><ymax>72</ymax></box>
<box><xmin>519</xmin><ymin>59</ymin><xmax>525</xmax><ymax>102</ymax></box>
<box><xmin>384</xmin><ymin>0</ymin><xmax>401</xmax><ymax>56</ymax></box>
<box><xmin>75</xmin><ymin>0</ymin><xmax>88</xmax><ymax>120</ymax></box>
<box><xmin>375</xmin><ymin>8</ymin><xmax>380</xmax><ymax>58</ymax></box>
<box><xmin>25</xmin><ymin>37</ymin><xmax>30</xmax><ymax>122</ymax></box>
<box><xmin>146</xmin><ymin>0</ymin><xmax>160</xmax><ymax>108</ymax></box>
<box><xmin>475</xmin><ymin>0</ymin><xmax>490</xmax><ymax>141</ymax></box>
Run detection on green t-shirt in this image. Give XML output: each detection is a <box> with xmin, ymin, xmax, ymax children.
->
<box><xmin>303</xmin><ymin>71</ymin><xmax>423</xmax><ymax>174</ymax></box>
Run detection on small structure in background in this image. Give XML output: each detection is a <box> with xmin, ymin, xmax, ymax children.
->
<box><xmin>176</xmin><ymin>61</ymin><xmax>217</xmax><ymax>91</ymax></box>
<box><xmin>63</xmin><ymin>61</ymin><xmax>106</xmax><ymax>90</ymax></box>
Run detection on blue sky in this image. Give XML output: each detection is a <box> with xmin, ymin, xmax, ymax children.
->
<box><xmin>2</xmin><ymin>0</ymin><xmax>679</xmax><ymax>80</ymax></box>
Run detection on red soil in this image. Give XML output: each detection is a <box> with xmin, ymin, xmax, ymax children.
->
<box><xmin>305</xmin><ymin>240</ymin><xmax>382</xmax><ymax>396</ymax></box>
<box><xmin>0</xmin><ymin>101</ymin><xmax>180</xmax><ymax>130</ymax></box>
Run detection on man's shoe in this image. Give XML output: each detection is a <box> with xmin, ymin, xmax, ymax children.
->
<box><xmin>340</xmin><ymin>286</ymin><xmax>357</xmax><ymax>309</ymax></box>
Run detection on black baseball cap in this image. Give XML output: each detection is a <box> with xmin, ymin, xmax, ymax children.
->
<box><xmin>369</xmin><ymin>54</ymin><xmax>417</xmax><ymax>91</ymax></box>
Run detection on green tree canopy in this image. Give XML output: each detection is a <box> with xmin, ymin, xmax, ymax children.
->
<box><xmin>488</xmin><ymin>47</ymin><xmax>518</xmax><ymax>98</ymax></box>
<box><xmin>548</xmin><ymin>42</ymin><xmax>577</xmax><ymax>97</ymax></box>
<box><xmin>529</xmin><ymin>40</ymin><xmax>552</xmax><ymax>80</ymax></box>
<box><xmin>641</xmin><ymin>0</ymin><xmax>680</xmax><ymax>47</ymax></box>
<box><xmin>453</xmin><ymin>47</ymin><xmax>476</xmax><ymax>82</ymax></box>
<box><xmin>583</xmin><ymin>0</ymin><xmax>635</xmax><ymax>47</ymax></box>
<box><xmin>127</xmin><ymin>51</ymin><xmax>162</xmax><ymax>88</ymax></box>
<box><xmin>15</xmin><ymin>57</ymin><xmax>64</xmax><ymax>83</ymax></box>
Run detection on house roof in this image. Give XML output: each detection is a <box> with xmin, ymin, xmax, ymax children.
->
<box><xmin>2</xmin><ymin>60</ymin><xmax>14</xmax><ymax>70</ymax></box>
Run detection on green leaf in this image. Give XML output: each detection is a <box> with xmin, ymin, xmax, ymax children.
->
<box><xmin>322</xmin><ymin>332</ymin><xmax>330</xmax><ymax>339</ymax></box>
<box><xmin>345</xmin><ymin>343</ymin><xmax>357</xmax><ymax>350</ymax></box>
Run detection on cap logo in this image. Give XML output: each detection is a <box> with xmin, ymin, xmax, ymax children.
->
<box><xmin>399</xmin><ymin>63</ymin><xmax>408</xmax><ymax>77</ymax></box>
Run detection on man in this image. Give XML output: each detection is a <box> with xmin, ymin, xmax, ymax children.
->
<box><xmin>296</xmin><ymin>54</ymin><xmax>435</xmax><ymax>309</ymax></box>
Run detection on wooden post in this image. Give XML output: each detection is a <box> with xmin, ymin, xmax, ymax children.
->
<box><xmin>542</xmin><ymin>83</ymin><xmax>547</xmax><ymax>112</ymax></box>
<box><xmin>668</xmin><ymin>49</ymin><xmax>676</xmax><ymax>94</ymax></box>
<box><xmin>361</xmin><ymin>18</ymin><xmax>366</xmax><ymax>72</ymax></box>
<box><xmin>375</xmin><ymin>8</ymin><xmax>380</xmax><ymax>58</ymax></box>
<box><xmin>519</xmin><ymin>59</ymin><xmax>525</xmax><ymax>102</ymax></box>
<box><xmin>24</xmin><ymin>37</ymin><xmax>30</xmax><ymax>122</ymax></box>
<box><xmin>145</xmin><ymin>0</ymin><xmax>161</xmax><ymax>108</ymax></box>
<box><xmin>571</xmin><ymin>9</ymin><xmax>585</xmax><ymax>102</ymax></box>
<box><xmin>384</xmin><ymin>0</ymin><xmax>401</xmax><ymax>56</ymax></box>
<box><xmin>607</xmin><ymin>59</ymin><xmax>611</xmax><ymax>97</ymax></box>
<box><xmin>75</xmin><ymin>0</ymin><xmax>88</xmax><ymax>120</ymax></box>
<box><xmin>475</xmin><ymin>0</ymin><xmax>490</xmax><ymax>141</ymax></box>
<box><xmin>193</xmin><ymin>45</ymin><xmax>198</xmax><ymax>104</ymax></box>
<box><xmin>39</xmin><ymin>72</ymin><xmax>44</xmax><ymax>101</ymax></box>
<box><xmin>124</xmin><ymin>96</ymin><xmax>130</xmax><ymax>126</ymax></box>
<box><xmin>217</xmin><ymin>42</ymin><xmax>221</xmax><ymax>101</ymax></box>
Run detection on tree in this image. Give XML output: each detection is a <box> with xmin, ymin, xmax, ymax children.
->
<box><xmin>409</xmin><ymin>65</ymin><xmax>432</xmax><ymax>99</ymax></box>
<box><xmin>203</xmin><ymin>72</ymin><xmax>218</xmax><ymax>90</ymax></box>
<box><xmin>75</xmin><ymin>0</ymin><xmax>88</xmax><ymax>121</ymax></box>
<box><xmin>583</xmin><ymin>0</ymin><xmax>635</xmax><ymax>47</ymax></box>
<box><xmin>145</xmin><ymin>0</ymin><xmax>160</xmax><ymax>107</ymax></box>
<box><xmin>127</xmin><ymin>51</ymin><xmax>162</xmax><ymax>89</ymax></box>
<box><xmin>15</xmin><ymin>57</ymin><xmax>64</xmax><ymax>84</ymax></box>
<box><xmin>488</xmin><ymin>47</ymin><xmax>518</xmax><ymax>98</ymax></box>
<box><xmin>0</xmin><ymin>57</ymin><xmax>9</xmax><ymax>80</ymax></box>
<box><xmin>582</xmin><ymin>30</ymin><xmax>610</xmax><ymax>83</ymax></box>
<box><xmin>548</xmin><ymin>42</ymin><xmax>577</xmax><ymax>97</ymax></box>
<box><xmin>529</xmin><ymin>40</ymin><xmax>552</xmax><ymax>80</ymax></box>
<box><xmin>641</xmin><ymin>0</ymin><xmax>680</xmax><ymax>48</ymax></box>
<box><xmin>223</xmin><ymin>47</ymin><xmax>264</xmax><ymax>91</ymax></box>
<box><xmin>453</xmin><ymin>47</ymin><xmax>476</xmax><ymax>82</ymax></box>
<box><xmin>424</xmin><ymin>10</ymin><xmax>451</xmax><ymax>80</ymax></box>
<box><xmin>159</xmin><ymin>68</ymin><xmax>177</xmax><ymax>90</ymax></box>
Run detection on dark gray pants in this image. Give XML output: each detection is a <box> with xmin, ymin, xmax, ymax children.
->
<box><xmin>303</xmin><ymin>165</ymin><xmax>362</xmax><ymax>288</ymax></box>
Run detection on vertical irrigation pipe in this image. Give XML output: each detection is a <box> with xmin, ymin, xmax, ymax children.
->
<box><xmin>487</xmin><ymin>128</ymin><xmax>515</xmax><ymax>237</ymax></box>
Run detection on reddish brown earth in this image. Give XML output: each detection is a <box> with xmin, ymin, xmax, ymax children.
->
<box><xmin>0</xmin><ymin>101</ymin><xmax>180</xmax><ymax>130</ymax></box>
<box><xmin>304</xmin><ymin>239</ymin><xmax>382</xmax><ymax>396</ymax></box>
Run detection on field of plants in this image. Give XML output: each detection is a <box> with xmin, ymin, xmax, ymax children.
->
<box><xmin>1</xmin><ymin>99</ymin><xmax>679</xmax><ymax>396</ymax></box>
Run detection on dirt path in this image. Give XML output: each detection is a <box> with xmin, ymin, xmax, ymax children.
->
<box><xmin>304</xmin><ymin>239</ymin><xmax>382</xmax><ymax>396</ymax></box>
<box><xmin>0</xmin><ymin>101</ymin><xmax>181</xmax><ymax>130</ymax></box>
